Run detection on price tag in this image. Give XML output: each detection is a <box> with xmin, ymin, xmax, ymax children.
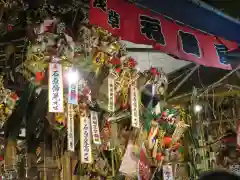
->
<box><xmin>80</xmin><ymin>117</ymin><xmax>92</xmax><ymax>164</ymax></box>
<box><xmin>90</xmin><ymin>111</ymin><xmax>101</xmax><ymax>145</ymax></box>
<box><xmin>48</xmin><ymin>62</ymin><xmax>64</xmax><ymax>112</ymax></box>
<box><xmin>130</xmin><ymin>82</ymin><xmax>140</xmax><ymax>128</ymax></box>
<box><xmin>162</xmin><ymin>165</ymin><xmax>173</xmax><ymax>180</ymax></box>
<box><xmin>108</xmin><ymin>76</ymin><xmax>115</xmax><ymax>112</ymax></box>
<box><xmin>67</xmin><ymin>104</ymin><xmax>75</xmax><ymax>151</ymax></box>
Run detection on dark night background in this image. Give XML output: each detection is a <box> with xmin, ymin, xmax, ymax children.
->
<box><xmin>203</xmin><ymin>0</ymin><xmax>240</xmax><ymax>19</ymax></box>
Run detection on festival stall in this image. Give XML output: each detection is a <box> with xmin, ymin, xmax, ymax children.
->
<box><xmin>0</xmin><ymin>0</ymin><xmax>239</xmax><ymax>180</ymax></box>
<box><xmin>0</xmin><ymin>10</ymin><xmax>192</xmax><ymax>180</ymax></box>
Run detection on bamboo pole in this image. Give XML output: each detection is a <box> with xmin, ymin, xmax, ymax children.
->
<box><xmin>4</xmin><ymin>138</ymin><xmax>17</xmax><ymax>171</ymax></box>
<box><xmin>168</xmin><ymin>64</ymin><xmax>200</xmax><ymax>98</ymax></box>
<box><xmin>63</xmin><ymin>152</ymin><xmax>72</xmax><ymax>180</ymax></box>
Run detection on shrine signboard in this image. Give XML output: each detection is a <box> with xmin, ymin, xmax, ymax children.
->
<box><xmin>90</xmin><ymin>0</ymin><xmax>238</xmax><ymax>70</ymax></box>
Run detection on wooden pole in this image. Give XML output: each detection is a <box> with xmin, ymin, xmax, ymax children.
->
<box><xmin>63</xmin><ymin>152</ymin><xmax>72</xmax><ymax>180</ymax></box>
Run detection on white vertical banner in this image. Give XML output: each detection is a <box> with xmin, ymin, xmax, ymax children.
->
<box><xmin>80</xmin><ymin>116</ymin><xmax>92</xmax><ymax>164</ymax></box>
<box><xmin>90</xmin><ymin>111</ymin><xmax>101</xmax><ymax>145</ymax></box>
<box><xmin>163</xmin><ymin>164</ymin><xmax>174</xmax><ymax>180</ymax></box>
<box><xmin>108</xmin><ymin>76</ymin><xmax>115</xmax><ymax>112</ymax></box>
<box><xmin>67</xmin><ymin>104</ymin><xmax>75</xmax><ymax>151</ymax></box>
<box><xmin>130</xmin><ymin>82</ymin><xmax>140</xmax><ymax>128</ymax></box>
<box><xmin>48</xmin><ymin>62</ymin><xmax>64</xmax><ymax>112</ymax></box>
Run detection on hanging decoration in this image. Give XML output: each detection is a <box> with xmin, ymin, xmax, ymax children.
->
<box><xmin>5</xmin><ymin>12</ymin><xmax>190</xmax><ymax>179</ymax></box>
<box><xmin>67</xmin><ymin>103</ymin><xmax>75</xmax><ymax>152</ymax></box>
<box><xmin>80</xmin><ymin>115</ymin><xmax>92</xmax><ymax>164</ymax></box>
<box><xmin>131</xmin><ymin>81</ymin><xmax>140</xmax><ymax>128</ymax></box>
<box><xmin>0</xmin><ymin>76</ymin><xmax>19</xmax><ymax>128</ymax></box>
<box><xmin>108</xmin><ymin>75</ymin><xmax>115</xmax><ymax>113</ymax></box>
<box><xmin>48</xmin><ymin>60</ymin><xmax>64</xmax><ymax>113</ymax></box>
<box><xmin>67</xmin><ymin>69</ymin><xmax>79</xmax><ymax>105</ymax></box>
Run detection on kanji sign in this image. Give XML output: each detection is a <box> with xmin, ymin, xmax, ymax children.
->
<box><xmin>140</xmin><ymin>15</ymin><xmax>165</xmax><ymax>45</ymax></box>
<box><xmin>90</xmin><ymin>111</ymin><xmax>101</xmax><ymax>144</ymax></box>
<box><xmin>67</xmin><ymin>104</ymin><xmax>75</xmax><ymax>151</ymax></box>
<box><xmin>131</xmin><ymin>82</ymin><xmax>140</xmax><ymax>128</ymax></box>
<box><xmin>48</xmin><ymin>62</ymin><xmax>64</xmax><ymax>112</ymax></box>
<box><xmin>108</xmin><ymin>76</ymin><xmax>115</xmax><ymax>112</ymax></box>
<box><xmin>90</xmin><ymin>0</ymin><xmax>238</xmax><ymax>70</ymax></box>
<box><xmin>80</xmin><ymin>116</ymin><xmax>92</xmax><ymax>163</ymax></box>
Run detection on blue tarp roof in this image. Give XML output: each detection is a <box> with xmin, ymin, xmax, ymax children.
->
<box><xmin>135</xmin><ymin>0</ymin><xmax>240</xmax><ymax>44</ymax></box>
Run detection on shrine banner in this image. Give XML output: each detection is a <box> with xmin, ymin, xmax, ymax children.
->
<box><xmin>90</xmin><ymin>0</ymin><xmax>238</xmax><ymax>70</ymax></box>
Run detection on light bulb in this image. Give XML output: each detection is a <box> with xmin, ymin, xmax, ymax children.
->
<box><xmin>67</xmin><ymin>70</ymin><xmax>78</xmax><ymax>84</ymax></box>
<box><xmin>194</xmin><ymin>104</ymin><xmax>202</xmax><ymax>113</ymax></box>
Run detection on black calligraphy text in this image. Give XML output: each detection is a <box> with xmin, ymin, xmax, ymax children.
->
<box><xmin>178</xmin><ymin>30</ymin><xmax>200</xmax><ymax>58</ymax></box>
<box><xmin>139</xmin><ymin>15</ymin><xmax>165</xmax><ymax>45</ymax></box>
<box><xmin>108</xmin><ymin>9</ymin><xmax>120</xmax><ymax>29</ymax></box>
<box><xmin>93</xmin><ymin>0</ymin><xmax>107</xmax><ymax>12</ymax></box>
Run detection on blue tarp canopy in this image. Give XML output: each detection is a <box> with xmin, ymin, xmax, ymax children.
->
<box><xmin>135</xmin><ymin>0</ymin><xmax>240</xmax><ymax>44</ymax></box>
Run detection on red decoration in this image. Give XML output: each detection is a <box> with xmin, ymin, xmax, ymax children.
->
<box><xmin>138</xmin><ymin>145</ymin><xmax>151</xmax><ymax>180</ymax></box>
<box><xmin>10</xmin><ymin>93</ymin><xmax>19</xmax><ymax>101</ymax></box>
<box><xmin>36</xmin><ymin>72</ymin><xmax>44</xmax><ymax>82</ymax></box>
<box><xmin>162</xmin><ymin>111</ymin><xmax>167</xmax><ymax>117</ymax></box>
<box><xmin>7</xmin><ymin>25</ymin><xmax>13</xmax><ymax>31</ymax></box>
<box><xmin>115</xmin><ymin>67</ymin><xmax>121</xmax><ymax>73</ymax></box>
<box><xmin>156</xmin><ymin>153</ymin><xmax>163</xmax><ymax>161</ymax></box>
<box><xmin>128</xmin><ymin>58</ymin><xmax>137</xmax><ymax>68</ymax></box>
<box><xmin>109</xmin><ymin>57</ymin><xmax>121</xmax><ymax>65</ymax></box>
<box><xmin>163</xmin><ymin>136</ymin><xmax>172</xmax><ymax>146</ymax></box>
<box><xmin>150</xmin><ymin>68</ymin><xmax>160</xmax><ymax>76</ymax></box>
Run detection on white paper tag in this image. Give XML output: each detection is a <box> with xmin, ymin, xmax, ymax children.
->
<box><xmin>67</xmin><ymin>104</ymin><xmax>75</xmax><ymax>151</ymax></box>
<box><xmin>48</xmin><ymin>63</ymin><xmax>64</xmax><ymax>112</ymax></box>
<box><xmin>119</xmin><ymin>141</ymin><xmax>138</xmax><ymax>175</ymax></box>
<box><xmin>68</xmin><ymin>80</ymin><xmax>78</xmax><ymax>105</ymax></box>
<box><xmin>154</xmin><ymin>102</ymin><xmax>161</xmax><ymax>115</ymax></box>
<box><xmin>90</xmin><ymin>111</ymin><xmax>101</xmax><ymax>145</ymax></box>
<box><xmin>171</xmin><ymin>121</ymin><xmax>188</xmax><ymax>144</ymax></box>
<box><xmin>80</xmin><ymin>117</ymin><xmax>92</xmax><ymax>163</ymax></box>
<box><xmin>130</xmin><ymin>82</ymin><xmax>140</xmax><ymax>128</ymax></box>
<box><xmin>163</xmin><ymin>164</ymin><xmax>174</xmax><ymax>180</ymax></box>
<box><xmin>108</xmin><ymin>77</ymin><xmax>115</xmax><ymax>112</ymax></box>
